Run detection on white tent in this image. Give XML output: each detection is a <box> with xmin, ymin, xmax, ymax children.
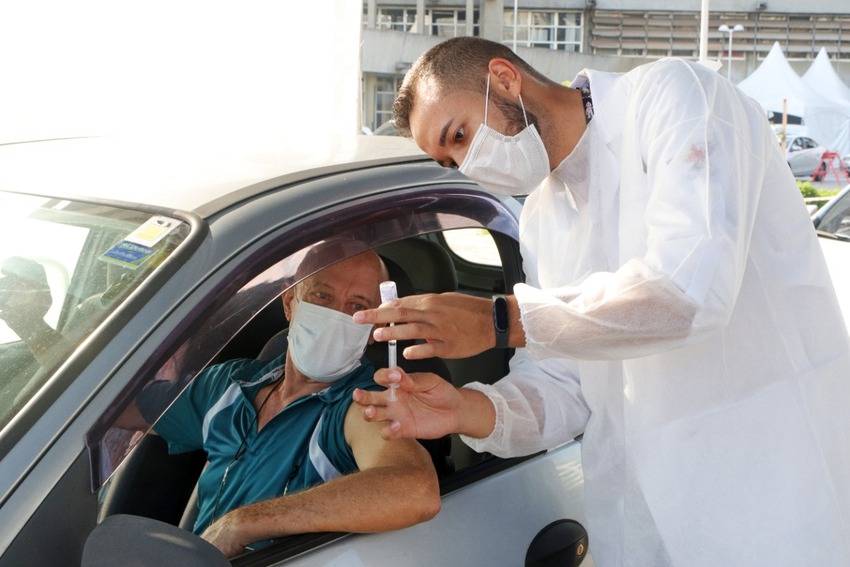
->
<box><xmin>803</xmin><ymin>47</ymin><xmax>850</xmax><ymax>105</ymax></box>
<box><xmin>737</xmin><ymin>42</ymin><xmax>850</xmax><ymax>156</ymax></box>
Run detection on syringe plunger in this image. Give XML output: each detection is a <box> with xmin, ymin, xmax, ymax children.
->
<box><xmin>380</xmin><ymin>281</ymin><xmax>398</xmax><ymax>304</ymax></box>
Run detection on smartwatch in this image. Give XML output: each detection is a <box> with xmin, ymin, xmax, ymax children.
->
<box><xmin>492</xmin><ymin>295</ymin><xmax>509</xmax><ymax>349</ymax></box>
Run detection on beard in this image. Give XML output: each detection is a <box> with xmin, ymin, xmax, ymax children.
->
<box><xmin>489</xmin><ymin>91</ymin><xmax>541</xmax><ymax>137</ymax></box>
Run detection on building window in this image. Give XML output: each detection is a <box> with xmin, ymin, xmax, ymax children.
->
<box><xmin>375</xmin><ymin>75</ymin><xmax>400</xmax><ymax>131</ymax></box>
<box><xmin>754</xmin><ymin>13</ymin><xmax>850</xmax><ymax>61</ymax></box>
<box><xmin>369</xmin><ymin>6</ymin><xmax>477</xmax><ymax>37</ymax></box>
<box><xmin>430</xmin><ymin>9</ymin><xmax>477</xmax><ymax>37</ymax></box>
<box><xmin>503</xmin><ymin>10</ymin><xmax>583</xmax><ymax>52</ymax></box>
<box><xmin>588</xmin><ymin>9</ymin><xmax>848</xmax><ymax>62</ymax></box>
<box><xmin>591</xmin><ymin>11</ymin><xmax>701</xmax><ymax>58</ymax></box>
<box><xmin>373</xmin><ymin>7</ymin><xmax>417</xmax><ymax>33</ymax></box>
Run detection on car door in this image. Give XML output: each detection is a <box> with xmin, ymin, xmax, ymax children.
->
<box><xmin>77</xmin><ymin>169</ymin><xmax>591</xmax><ymax>566</ymax></box>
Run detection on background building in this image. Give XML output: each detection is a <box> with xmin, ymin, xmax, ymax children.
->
<box><xmin>361</xmin><ymin>0</ymin><xmax>850</xmax><ymax>132</ymax></box>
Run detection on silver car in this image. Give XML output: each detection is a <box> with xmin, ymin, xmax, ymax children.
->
<box><xmin>0</xmin><ymin>135</ymin><xmax>591</xmax><ymax>567</ymax></box>
<box><xmin>784</xmin><ymin>134</ymin><xmax>827</xmax><ymax>178</ymax></box>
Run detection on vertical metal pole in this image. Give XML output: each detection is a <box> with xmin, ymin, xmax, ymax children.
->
<box><xmin>417</xmin><ymin>0</ymin><xmax>425</xmax><ymax>34</ymax></box>
<box><xmin>726</xmin><ymin>31</ymin><xmax>733</xmax><ymax>79</ymax></box>
<box><xmin>699</xmin><ymin>0</ymin><xmax>709</xmax><ymax>61</ymax></box>
<box><xmin>513</xmin><ymin>0</ymin><xmax>518</xmax><ymax>52</ymax></box>
<box><xmin>366</xmin><ymin>0</ymin><xmax>376</xmax><ymax>29</ymax></box>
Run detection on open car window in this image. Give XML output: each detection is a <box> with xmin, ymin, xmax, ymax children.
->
<box><xmin>0</xmin><ymin>192</ymin><xmax>190</xmax><ymax>433</ymax></box>
<box><xmin>88</xmin><ymin>191</ymin><xmax>523</xmax><ymax>556</ymax></box>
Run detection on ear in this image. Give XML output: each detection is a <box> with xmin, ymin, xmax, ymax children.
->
<box><xmin>487</xmin><ymin>58</ymin><xmax>523</xmax><ymax>99</ymax></box>
<box><xmin>282</xmin><ymin>288</ymin><xmax>296</xmax><ymax>320</ymax></box>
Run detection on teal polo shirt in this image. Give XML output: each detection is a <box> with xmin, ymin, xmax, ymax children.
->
<box><xmin>152</xmin><ymin>352</ymin><xmax>379</xmax><ymax>535</ymax></box>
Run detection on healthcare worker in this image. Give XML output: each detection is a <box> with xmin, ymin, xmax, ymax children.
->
<box><xmin>353</xmin><ymin>36</ymin><xmax>850</xmax><ymax>566</ymax></box>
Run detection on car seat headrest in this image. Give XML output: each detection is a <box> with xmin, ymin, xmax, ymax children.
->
<box><xmin>376</xmin><ymin>238</ymin><xmax>458</xmax><ymax>294</ymax></box>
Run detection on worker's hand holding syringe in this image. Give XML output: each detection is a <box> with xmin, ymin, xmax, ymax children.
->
<box><xmin>354</xmin><ymin>280</ymin><xmax>497</xmax><ymax>439</ymax></box>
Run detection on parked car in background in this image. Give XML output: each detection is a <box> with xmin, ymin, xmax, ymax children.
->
<box><xmin>783</xmin><ymin>133</ymin><xmax>827</xmax><ymax>178</ymax></box>
<box><xmin>0</xmin><ymin>135</ymin><xmax>591</xmax><ymax>567</ymax></box>
<box><xmin>813</xmin><ymin>184</ymin><xmax>850</xmax><ymax>326</ymax></box>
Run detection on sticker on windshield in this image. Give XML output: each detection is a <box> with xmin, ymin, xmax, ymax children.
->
<box><xmin>100</xmin><ymin>241</ymin><xmax>155</xmax><ymax>270</ymax></box>
<box><xmin>124</xmin><ymin>216</ymin><xmax>181</xmax><ymax>247</ymax></box>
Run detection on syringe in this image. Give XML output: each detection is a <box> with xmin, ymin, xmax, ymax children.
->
<box><xmin>379</xmin><ymin>281</ymin><xmax>399</xmax><ymax>401</ymax></box>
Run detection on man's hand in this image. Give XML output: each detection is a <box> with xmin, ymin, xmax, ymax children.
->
<box><xmin>201</xmin><ymin>510</ymin><xmax>250</xmax><ymax>558</ymax></box>
<box><xmin>353</xmin><ymin>368</ymin><xmax>496</xmax><ymax>440</ymax></box>
<box><xmin>352</xmin><ymin>292</ymin><xmax>497</xmax><ymax>360</ymax></box>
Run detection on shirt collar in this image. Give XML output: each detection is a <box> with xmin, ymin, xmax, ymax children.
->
<box><xmin>233</xmin><ymin>351</ymin><xmax>375</xmax><ymax>404</ymax></box>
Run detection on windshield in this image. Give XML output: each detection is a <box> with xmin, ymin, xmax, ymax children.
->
<box><xmin>0</xmin><ymin>192</ymin><xmax>189</xmax><ymax>431</ymax></box>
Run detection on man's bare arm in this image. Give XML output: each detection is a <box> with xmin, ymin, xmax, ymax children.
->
<box><xmin>201</xmin><ymin>403</ymin><xmax>441</xmax><ymax>557</ymax></box>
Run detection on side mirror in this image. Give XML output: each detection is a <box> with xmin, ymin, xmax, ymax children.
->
<box><xmin>82</xmin><ymin>514</ymin><xmax>229</xmax><ymax>567</ymax></box>
<box><xmin>525</xmin><ymin>519</ymin><xmax>589</xmax><ymax>567</ymax></box>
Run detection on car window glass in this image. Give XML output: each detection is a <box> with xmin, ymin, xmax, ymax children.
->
<box><xmin>443</xmin><ymin>228</ymin><xmax>501</xmax><ymax>266</ymax></box>
<box><xmin>0</xmin><ymin>192</ymin><xmax>190</xmax><ymax>432</ymax></box>
<box><xmin>88</xmin><ymin>239</ymin><xmax>394</xmax><ymax>489</ymax></box>
<box><xmin>89</xmin><ymin>188</ymin><xmax>521</xmax><ymax>493</ymax></box>
<box><xmin>93</xmin><ymin>230</ymin><xmax>457</xmax><ymax>483</ymax></box>
<box><xmin>94</xmin><ymin>231</ymin><xmax>515</xmax><ymax>533</ymax></box>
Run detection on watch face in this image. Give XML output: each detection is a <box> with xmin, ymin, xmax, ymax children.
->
<box><xmin>494</xmin><ymin>296</ymin><xmax>509</xmax><ymax>333</ymax></box>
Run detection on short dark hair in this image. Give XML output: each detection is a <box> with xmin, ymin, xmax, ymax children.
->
<box><xmin>392</xmin><ymin>37</ymin><xmax>546</xmax><ymax>138</ymax></box>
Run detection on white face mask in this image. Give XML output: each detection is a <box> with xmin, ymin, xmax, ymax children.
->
<box><xmin>287</xmin><ymin>298</ymin><xmax>373</xmax><ymax>382</ymax></box>
<box><xmin>458</xmin><ymin>75</ymin><xmax>551</xmax><ymax>196</ymax></box>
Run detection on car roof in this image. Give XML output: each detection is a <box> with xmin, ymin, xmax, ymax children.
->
<box><xmin>0</xmin><ymin>135</ymin><xmax>429</xmax><ymax>218</ymax></box>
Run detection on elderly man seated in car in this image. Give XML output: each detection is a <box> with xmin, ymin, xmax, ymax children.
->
<box><xmin>134</xmin><ymin>251</ymin><xmax>440</xmax><ymax>557</ymax></box>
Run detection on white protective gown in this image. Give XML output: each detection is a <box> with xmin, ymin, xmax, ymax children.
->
<box><xmin>461</xmin><ymin>59</ymin><xmax>850</xmax><ymax>566</ymax></box>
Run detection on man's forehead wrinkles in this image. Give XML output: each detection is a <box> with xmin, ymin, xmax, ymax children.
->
<box><xmin>304</xmin><ymin>277</ymin><xmax>332</xmax><ymax>290</ymax></box>
<box><xmin>304</xmin><ymin>273</ymin><xmax>377</xmax><ymax>297</ymax></box>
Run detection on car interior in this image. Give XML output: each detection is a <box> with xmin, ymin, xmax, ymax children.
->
<box><xmin>96</xmin><ymin>228</ymin><xmax>524</xmax><ymax>548</ymax></box>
